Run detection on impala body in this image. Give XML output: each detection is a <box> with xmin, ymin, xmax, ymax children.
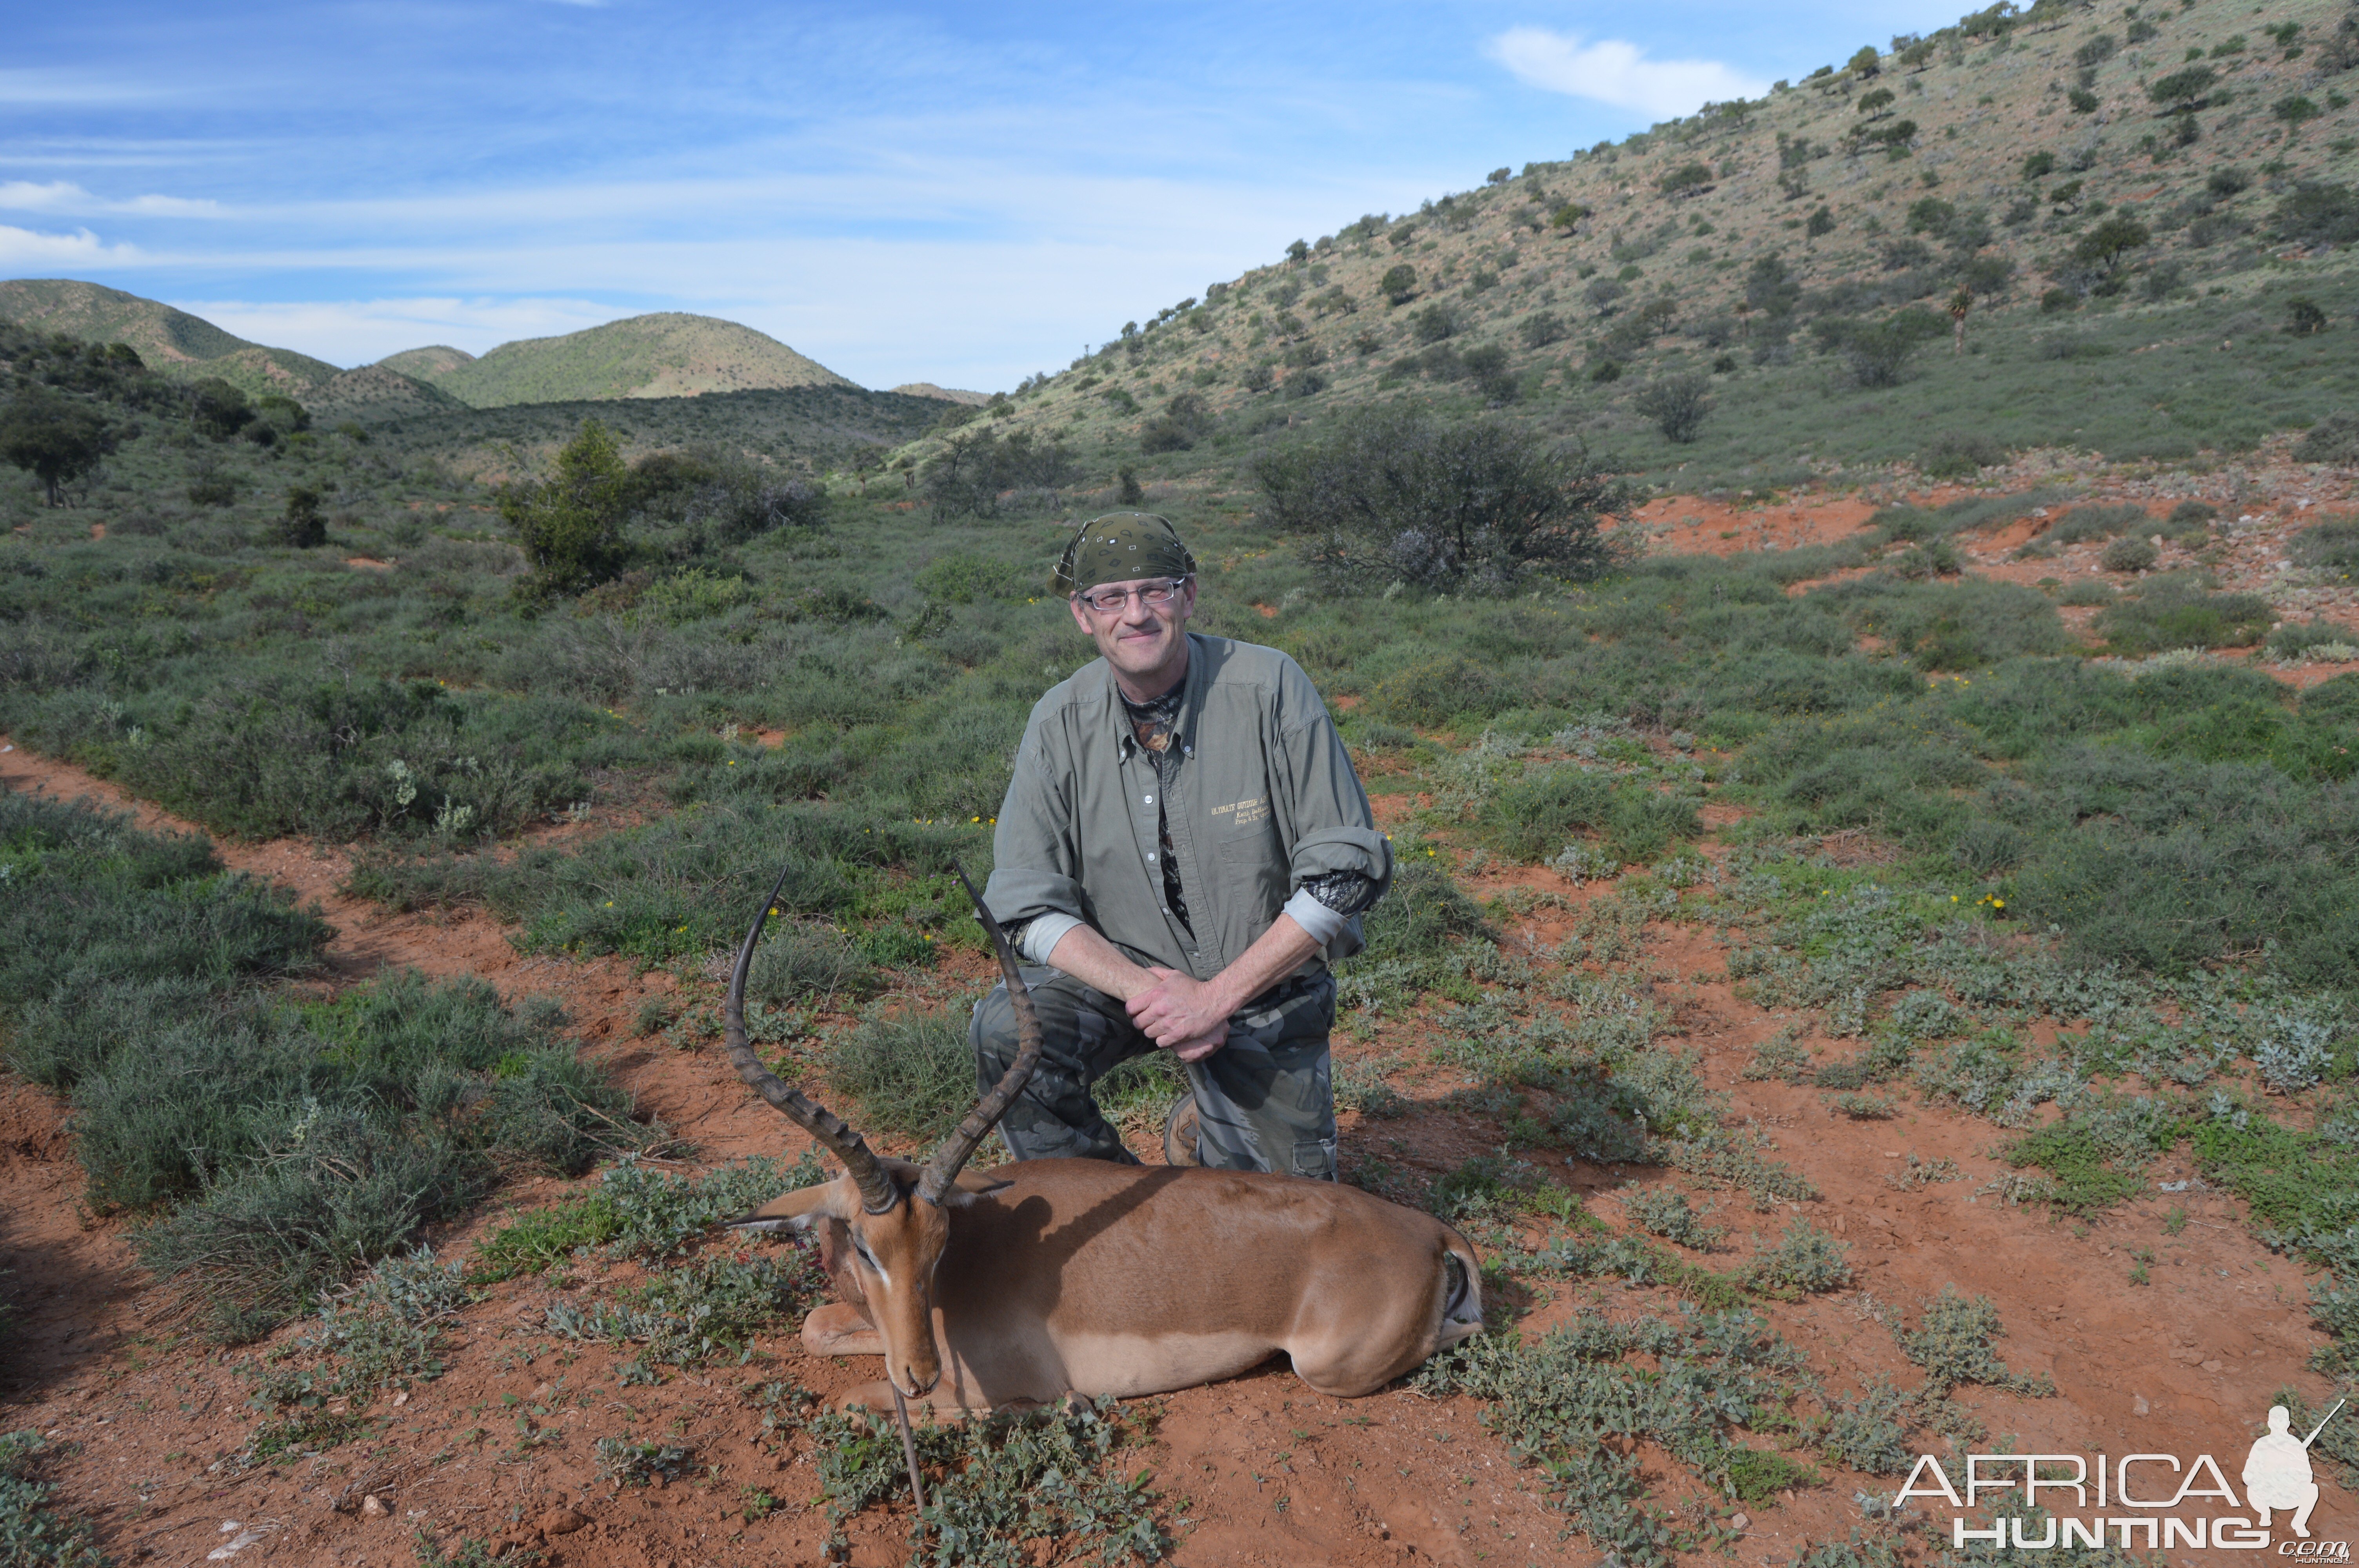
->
<box><xmin>719</xmin><ymin>865</ymin><xmax>1481</xmax><ymax>1414</ymax></box>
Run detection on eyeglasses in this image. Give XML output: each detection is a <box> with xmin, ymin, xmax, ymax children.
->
<box><xmin>1074</xmin><ymin>579</ymin><xmax>1189</xmax><ymax>615</ymax></box>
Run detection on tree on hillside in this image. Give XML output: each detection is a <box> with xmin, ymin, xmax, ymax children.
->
<box><xmin>1847</xmin><ymin>45</ymin><xmax>1883</xmax><ymax>74</ymax></box>
<box><xmin>1658</xmin><ymin>162</ymin><xmax>1715</xmax><ymax>196</ymax></box>
<box><xmin>500</xmin><ymin>419</ymin><xmax>633</xmax><ymax>595</ymax></box>
<box><xmin>1252</xmin><ymin>406</ymin><xmax>1634</xmax><ymax>594</ymax></box>
<box><xmin>189</xmin><ymin>377</ymin><xmax>253</xmax><ymax>441</ymax></box>
<box><xmin>278</xmin><ymin>485</ymin><xmax>327</xmax><ymax>548</ymax></box>
<box><xmin>0</xmin><ymin>391</ymin><xmax>111</xmax><ymax>507</ymax></box>
<box><xmin>2147</xmin><ymin>64</ymin><xmax>2217</xmax><ymax>111</ymax></box>
<box><xmin>2073</xmin><ymin>214</ymin><xmax>2152</xmax><ymax>274</ymax></box>
<box><xmin>1379</xmin><ymin>265</ymin><xmax>1419</xmax><ymax>305</ymax></box>
<box><xmin>1634</xmin><ymin>374</ymin><xmax>1712</xmax><ymax>443</ymax></box>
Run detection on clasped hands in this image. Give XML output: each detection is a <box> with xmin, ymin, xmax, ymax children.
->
<box><xmin>1125</xmin><ymin>968</ymin><xmax>1232</xmax><ymax>1063</ymax></box>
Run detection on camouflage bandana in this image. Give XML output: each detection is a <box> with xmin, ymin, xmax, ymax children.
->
<box><xmin>1051</xmin><ymin>512</ymin><xmax>1196</xmax><ymax>597</ymax></box>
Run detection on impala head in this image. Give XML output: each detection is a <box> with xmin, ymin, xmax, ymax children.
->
<box><xmin>719</xmin><ymin>861</ymin><xmax>1040</xmax><ymax>1399</ymax></box>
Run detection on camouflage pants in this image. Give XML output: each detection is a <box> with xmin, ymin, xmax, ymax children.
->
<box><xmin>969</xmin><ymin>967</ymin><xmax>1338</xmax><ymax>1180</ymax></box>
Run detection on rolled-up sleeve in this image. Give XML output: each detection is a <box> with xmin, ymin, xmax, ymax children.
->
<box><xmin>983</xmin><ymin>728</ymin><xmax>1092</xmax><ymax>932</ymax></box>
<box><xmin>1268</xmin><ymin>666</ymin><xmax>1392</xmax><ymax>958</ymax></box>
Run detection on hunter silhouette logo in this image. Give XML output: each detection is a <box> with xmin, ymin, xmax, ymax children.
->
<box><xmin>2247</xmin><ymin>1400</ymin><xmax>2342</xmax><ymax>1539</ymax></box>
<box><xmin>1894</xmin><ymin>1398</ymin><xmax>2345</xmax><ymax>1551</ymax></box>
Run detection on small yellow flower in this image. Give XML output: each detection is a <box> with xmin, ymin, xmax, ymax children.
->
<box><xmin>1992</xmin><ymin>898</ymin><xmax>2005</xmax><ymax>909</ymax></box>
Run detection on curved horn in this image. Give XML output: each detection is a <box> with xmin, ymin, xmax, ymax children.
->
<box><xmin>915</xmin><ymin>861</ymin><xmax>1043</xmax><ymax>1209</ymax></box>
<box><xmin>725</xmin><ymin>862</ymin><xmax>900</xmax><ymax>1215</ymax></box>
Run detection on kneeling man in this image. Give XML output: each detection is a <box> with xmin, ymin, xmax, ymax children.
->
<box><xmin>973</xmin><ymin>512</ymin><xmax>1390</xmax><ymax>1178</ymax></box>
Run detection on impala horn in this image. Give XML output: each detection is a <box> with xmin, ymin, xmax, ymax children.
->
<box><xmin>725</xmin><ymin>862</ymin><xmax>900</xmax><ymax>1215</ymax></box>
<box><xmin>913</xmin><ymin>862</ymin><xmax>1044</xmax><ymax>1210</ymax></box>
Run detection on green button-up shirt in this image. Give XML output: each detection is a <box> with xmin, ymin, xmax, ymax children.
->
<box><xmin>983</xmin><ymin>633</ymin><xmax>1392</xmax><ymax>982</ymax></box>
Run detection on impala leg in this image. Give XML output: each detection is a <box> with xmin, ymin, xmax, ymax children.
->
<box><xmin>801</xmin><ymin>1301</ymin><xmax>884</xmax><ymax>1357</ymax></box>
<box><xmin>837</xmin><ymin>1380</ymin><xmax>984</xmax><ymax>1421</ymax></box>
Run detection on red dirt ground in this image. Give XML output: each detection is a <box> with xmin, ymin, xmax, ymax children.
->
<box><xmin>5</xmin><ymin>454</ymin><xmax>2359</xmax><ymax>1566</ymax></box>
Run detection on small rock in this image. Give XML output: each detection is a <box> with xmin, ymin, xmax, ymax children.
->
<box><xmin>1731</xmin><ymin>1512</ymin><xmax>1751</xmax><ymax>1532</ymax></box>
<box><xmin>539</xmin><ymin>1508</ymin><xmax>590</xmax><ymax>1537</ymax></box>
<box><xmin>361</xmin><ymin>1496</ymin><xmax>389</xmax><ymax>1519</ymax></box>
<box><xmin>2133</xmin><ymin>1394</ymin><xmax>2152</xmax><ymax>1416</ymax></box>
<box><xmin>531</xmin><ymin>1382</ymin><xmax>555</xmax><ymax>1402</ymax></box>
<box><xmin>390</xmin><ymin>1391</ymin><xmax>409</xmax><ymax>1408</ymax></box>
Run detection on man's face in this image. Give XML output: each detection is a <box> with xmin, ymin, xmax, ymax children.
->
<box><xmin>1069</xmin><ymin>575</ymin><xmax>1196</xmax><ymax>694</ymax></box>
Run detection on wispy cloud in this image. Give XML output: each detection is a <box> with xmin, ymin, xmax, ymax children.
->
<box><xmin>0</xmin><ymin>69</ymin><xmax>174</xmax><ymax>107</ymax></box>
<box><xmin>0</xmin><ymin>180</ymin><xmax>224</xmax><ymax>217</ymax></box>
<box><xmin>0</xmin><ymin>223</ymin><xmax>142</xmax><ymax>268</ymax></box>
<box><xmin>1486</xmin><ymin>26</ymin><xmax>1768</xmax><ymax>120</ymax></box>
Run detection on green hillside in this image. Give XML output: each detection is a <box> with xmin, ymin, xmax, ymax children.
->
<box><xmin>949</xmin><ymin>0</ymin><xmax>2359</xmax><ymax>489</ymax></box>
<box><xmin>394</xmin><ymin>312</ymin><xmax>855</xmax><ymax>408</ymax></box>
<box><xmin>377</xmin><ymin>345</ymin><xmax>476</xmax><ymax>380</ymax></box>
<box><xmin>0</xmin><ymin>278</ymin><xmax>344</xmax><ymax>401</ymax></box>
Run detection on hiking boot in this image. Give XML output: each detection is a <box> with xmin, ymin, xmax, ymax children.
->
<box><xmin>1162</xmin><ymin>1092</ymin><xmax>1201</xmax><ymax>1167</ymax></box>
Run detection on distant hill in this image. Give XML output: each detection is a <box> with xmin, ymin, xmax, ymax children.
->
<box><xmin>891</xmin><ymin>382</ymin><xmax>990</xmax><ymax>405</ymax></box>
<box><xmin>309</xmin><ymin>364</ymin><xmax>470</xmax><ymax>419</ymax></box>
<box><xmin>378</xmin><ymin>345</ymin><xmax>476</xmax><ymax>380</ymax></box>
<box><xmin>967</xmin><ymin>0</ymin><xmax>2359</xmax><ymax>477</ymax></box>
<box><xmin>0</xmin><ymin>278</ymin><xmax>342</xmax><ymax>401</ymax></box>
<box><xmin>386</xmin><ymin>313</ymin><xmax>857</xmax><ymax>408</ymax></box>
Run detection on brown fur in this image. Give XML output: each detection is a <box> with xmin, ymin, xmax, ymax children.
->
<box><xmin>738</xmin><ymin>1157</ymin><xmax>1482</xmax><ymax>1414</ymax></box>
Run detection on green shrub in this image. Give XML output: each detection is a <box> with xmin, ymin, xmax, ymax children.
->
<box><xmin>2046</xmin><ymin>502</ymin><xmax>2148</xmax><ymax>544</ymax></box>
<box><xmin>2293</xmin><ymin>516</ymin><xmax>2359</xmax><ymax>570</ymax></box>
<box><xmin>1746</xmin><ymin>1219</ymin><xmax>1853</xmax><ymax>1294</ymax></box>
<box><xmin>1623</xmin><ymin>1187</ymin><xmax>1722</xmax><ymax>1249</ymax></box>
<box><xmin>1634</xmin><ymin>374</ymin><xmax>1712</xmax><ymax>443</ymax></box>
<box><xmin>2294</xmin><ymin>413</ymin><xmax>2359</xmax><ymax>467</ymax></box>
<box><xmin>1256</xmin><ymin>406</ymin><xmax>1635</xmax><ymax>595</ymax></box>
<box><xmin>822</xmin><ymin>1005</ymin><xmax>974</xmax><ymax>1143</ymax></box>
<box><xmin>0</xmin><ymin>1432</ymin><xmax>107</xmax><ymax>1568</ymax></box>
<box><xmin>1477</xmin><ymin>766</ymin><xmax>1614</xmax><ymax>860</ymax></box>
<box><xmin>1817</xmin><ymin>1380</ymin><xmax>1913</xmax><ymax>1475</ymax></box>
<box><xmin>2097</xmin><ymin>576</ymin><xmax>2274</xmax><ymax>652</ymax></box>
<box><xmin>1895</xmin><ymin>1286</ymin><xmax>2054</xmax><ymax>1397</ymax></box>
<box><xmin>500</xmin><ymin>420</ymin><xmax>632</xmax><ymax>596</ymax></box>
<box><xmin>747</xmin><ymin>922</ymin><xmax>880</xmax><ymax>1008</ymax></box>
<box><xmin>2099</xmin><ymin>535</ymin><xmax>2158</xmax><ymax>572</ymax></box>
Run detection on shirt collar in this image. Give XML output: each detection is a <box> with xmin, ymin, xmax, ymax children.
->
<box><xmin>1105</xmin><ymin>635</ymin><xmax>1200</xmax><ymax>758</ymax></box>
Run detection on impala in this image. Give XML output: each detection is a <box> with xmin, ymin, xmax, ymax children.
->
<box><xmin>718</xmin><ymin>864</ymin><xmax>1484</xmax><ymax>1414</ymax></box>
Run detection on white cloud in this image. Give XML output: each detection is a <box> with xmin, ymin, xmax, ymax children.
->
<box><xmin>1485</xmin><ymin>27</ymin><xmax>1768</xmax><ymax>120</ymax></box>
<box><xmin>0</xmin><ymin>180</ymin><xmax>222</xmax><ymax>218</ymax></box>
<box><xmin>0</xmin><ymin>224</ymin><xmax>142</xmax><ymax>268</ymax></box>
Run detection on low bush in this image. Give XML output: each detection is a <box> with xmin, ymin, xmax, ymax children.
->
<box><xmin>0</xmin><ymin>1431</ymin><xmax>107</xmax><ymax>1568</ymax></box>
<box><xmin>1745</xmin><ymin>1219</ymin><xmax>1854</xmax><ymax>1294</ymax></box>
<box><xmin>2099</xmin><ymin>535</ymin><xmax>2158</xmax><ymax>573</ymax></box>
<box><xmin>2045</xmin><ymin>502</ymin><xmax>2149</xmax><ymax>544</ymax></box>
<box><xmin>1894</xmin><ymin>1286</ymin><xmax>2054</xmax><ymax>1397</ymax></box>
<box><xmin>2097</xmin><ymin>576</ymin><xmax>2274</xmax><ymax>653</ymax></box>
<box><xmin>2293</xmin><ymin>517</ymin><xmax>2359</xmax><ymax>572</ymax></box>
<box><xmin>2294</xmin><ymin>412</ymin><xmax>2359</xmax><ymax>466</ymax></box>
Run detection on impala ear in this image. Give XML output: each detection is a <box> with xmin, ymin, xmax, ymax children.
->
<box><xmin>725</xmin><ymin>1182</ymin><xmax>845</xmax><ymax>1232</ymax></box>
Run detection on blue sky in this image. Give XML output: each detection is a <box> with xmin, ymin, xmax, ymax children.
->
<box><xmin>3</xmin><ymin>0</ymin><xmax>1967</xmax><ymax>392</ymax></box>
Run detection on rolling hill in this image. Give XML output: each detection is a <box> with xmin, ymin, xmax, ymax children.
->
<box><xmin>0</xmin><ymin>278</ymin><xmax>344</xmax><ymax>401</ymax></box>
<box><xmin>381</xmin><ymin>313</ymin><xmax>855</xmax><ymax>407</ymax></box>
<box><xmin>948</xmin><ymin>0</ymin><xmax>2359</xmax><ymax>487</ymax></box>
